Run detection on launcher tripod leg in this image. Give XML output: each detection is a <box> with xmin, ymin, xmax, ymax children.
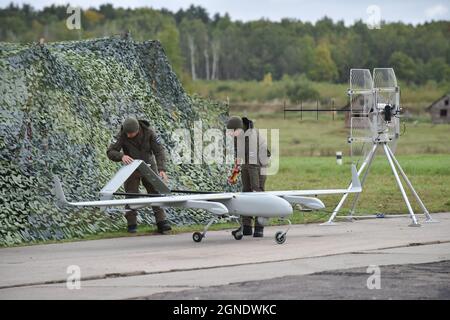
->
<box><xmin>385</xmin><ymin>145</ymin><xmax>437</xmax><ymax>223</ymax></box>
<box><xmin>383</xmin><ymin>143</ymin><xmax>421</xmax><ymax>227</ymax></box>
<box><xmin>348</xmin><ymin>143</ymin><xmax>379</xmax><ymax>220</ymax></box>
<box><xmin>321</xmin><ymin>143</ymin><xmax>378</xmax><ymax>225</ymax></box>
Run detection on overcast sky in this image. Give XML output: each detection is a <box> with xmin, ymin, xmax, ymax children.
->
<box><xmin>1</xmin><ymin>0</ymin><xmax>449</xmax><ymax>25</ymax></box>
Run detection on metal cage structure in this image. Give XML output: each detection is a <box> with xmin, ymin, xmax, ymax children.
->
<box><xmin>322</xmin><ymin>68</ymin><xmax>437</xmax><ymax>227</ymax></box>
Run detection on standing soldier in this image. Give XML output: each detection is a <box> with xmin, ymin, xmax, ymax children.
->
<box><xmin>107</xmin><ymin>117</ymin><xmax>172</xmax><ymax>234</ymax></box>
<box><xmin>227</xmin><ymin>116</ymin><xmax>271</xmax><ymax>237</ymax></box>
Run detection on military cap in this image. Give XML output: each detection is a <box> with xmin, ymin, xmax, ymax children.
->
<box><xmin>123</xmin><ymin>117</ymin><xmax>140</xmax><ymax>133</ymax></box>
<box><xmin>226</xmin><ymin>116</ymin><xmax>243</xmax><ymax>129</ymax></box>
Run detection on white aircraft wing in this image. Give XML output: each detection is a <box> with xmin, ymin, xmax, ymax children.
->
<box><xmin>263</xmin><ymin>164</ymin><xmax>361</xmax><ymax>197</ymax></box>
<box><xmin>53</xmin><ymin>177</ymin><xmax>232</xmax><ymax>215</ymax></box>
<box><xmin>53</xmin><ymin>165</ymin><xmax>361</xmax><ymax>214</ymax></box>
<box><xmin>255</xmin><ymin>165</ymin><xmax>361</xmax><ymax>209</ymax></box>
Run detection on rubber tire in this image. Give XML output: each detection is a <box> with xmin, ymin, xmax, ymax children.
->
<box><xmin>233</xmin><ymin>232</ymin><xmax>243</xmax><ymax>240</ymax></box>
<box><xmin>193</xmin><ymin>232</ymin><xmax>203</xmax><ymax>243</ymax></box>
<box><xmin>275</xmin><ymin>231</ymin><xmax>286</xmax><ymax>244</ymax></box>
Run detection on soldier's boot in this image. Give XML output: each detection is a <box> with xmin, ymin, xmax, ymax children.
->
<box><xmin>153</xmin><ymin>206</ymin><xmax>171</xmax><ymax>234</ymax></box>
<box><xmin>127</xmin><ymin>224</ymin><xmax>137</xmax><ymax>233</ymax></box>
<box><xmin>125</xmin><ymin>208</ymin><xmax>138</xmax><ymax>234</ymax></box>
<box><xmin>242</xmin><ymin>225</ymin><xmax>253</xmax><ymax>236</ymax></box>
<box><xmin>232</xmin><ymin>225</ymin><xmax>252</xmax><ymax>236</ymax></box>
<box><xmin>253</xmin><ymin>226</ymin><xmax>264</xmax><ymax>238</ymax></box>
<box><xmin>242</xmin><ymin>217</ymin><xmax>253</xmax><ymax>236</ymax></box>
<box><xmin>156</xmin><ymin>220</ymin><xmax>172</xmax><ymax>234</ymax></box>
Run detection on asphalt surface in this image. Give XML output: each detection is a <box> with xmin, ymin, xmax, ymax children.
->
<box><xmin>144</xmin><ymin>260</ymin><xmax>450</xmax><ymax>300</ymax></box>
<box><xmin>0</xmin><ymin>212</ymin><xmax>449</xmax><ymax>299</ymax></box>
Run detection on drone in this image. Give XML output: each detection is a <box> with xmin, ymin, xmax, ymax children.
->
<box><xmin>53</xmin><ymin>160</ymin><xmax>361</xmax><ymax>244</ymax></box>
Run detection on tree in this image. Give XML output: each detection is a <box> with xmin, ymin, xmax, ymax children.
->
<box><xmin>308</xmin><ymin>42</ymin><xmax>338</xmax><ymax>82</ymax></box>
<box><xmin>175</xmin><ymin>5</ymin><xmax>210</xmax><ymax>24</ymax></box>
<box><xmin>83</xmin><ymin>10</ymin><xmax>105</xmax><ymax>29</ymax></box>
<box><xmin>389</xmin><ymin>51</ymin><xmax>416</xmax><ymax>83</ymax></box>
<box><xmin>1</xmin><ymin>4</ymin><xmax>449</xmax><ymax>85</ymax></box>
<box><xmin>424</xmin><ymin>58</ymin><xmax>450</xmax><ymax>83</ymax></box>
<box><xmin>157</xmin><ymin>22</ymin><xmax>183</xmax><ymax>76</ymax></box>
<box><xmin>179</xmin><ymin>18</ymin><xmax>208</xmax><ymax>80</ymax></box>
<box><xmin>99</xmin><ymin>4</ymin><xmax>116</xmax><ymax>20</ymax></box>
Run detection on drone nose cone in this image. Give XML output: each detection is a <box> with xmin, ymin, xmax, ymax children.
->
<box><xmin>275</xmin><ymin>196</ymin><xmax>294</xmax><ymax>217</ymax></box>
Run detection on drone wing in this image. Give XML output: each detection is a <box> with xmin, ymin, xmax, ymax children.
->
<box><xmin>53</xmin><ymin>165</ymin><xmax>361</xmax><ymax>214</ymax></box>
<box><xmin>53</xmin><ymin>177</ymin><xmax>232</xmax><ymax>215</ymax></box>
<box><xmin>257</xmin><ymin>165</ymin><xmax>362</xmax><ymax>209</ymax></box>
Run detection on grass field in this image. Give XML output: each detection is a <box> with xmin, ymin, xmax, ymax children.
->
<box><xmin>268</xmin><ymin>155</ymin><xmax>450</xmax><ymax>216</ymax></box>
<box><xmin>254</xmin><ymin>111</ymin><xmax>450</xmax><ymax>215</ymax></box>
<box><xmin>244</xmin><ymin>112</ymin><xmax>450</xmax><ymax>156</ymax></box>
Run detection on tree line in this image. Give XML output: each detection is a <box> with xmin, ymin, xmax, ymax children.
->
<box><xmin>1</xmin><ymin>3</ymin><xmax>449</xmax><ymax>84</ymax></box>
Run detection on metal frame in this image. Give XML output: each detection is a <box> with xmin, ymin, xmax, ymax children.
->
<box><xmin>321</xmin><ymin>68</ymin><xmax>436</xmax><ymax>227</ymax></box>
<box><xmin>321</xmin><ymin>142</ymin><xmax>437</xmax><ymax>226</ymax></box>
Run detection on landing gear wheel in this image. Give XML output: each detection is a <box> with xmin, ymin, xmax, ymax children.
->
<box><xmin>192</xmin><ymin>232</ymin><xmax>203</xmax><ymax>243</ymax></box>
<box><xmin>275</xmin><ymin>231</ymin><xmax>286</xmax><ymax>244</ymax></box>
<box><xmin>233</xmin><ymin>232</ymin><xmax>243</xmax><ymax>240</ymax></box>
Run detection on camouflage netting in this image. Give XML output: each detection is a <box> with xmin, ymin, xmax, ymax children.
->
<box><xmin>0</xmin><ymin>37</ymin><xmax>238</xmax><ymax>246</ymax></box>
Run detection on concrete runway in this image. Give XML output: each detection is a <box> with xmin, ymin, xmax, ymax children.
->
<box><xmin>0</xmin><ymin>212</ymin><xmax>449</xmax><ymax>299</ymax></box>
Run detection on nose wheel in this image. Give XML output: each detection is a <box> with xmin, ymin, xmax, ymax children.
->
<box><xmin>275</xmin><ymin>231</ymin><xmax>286</xmax><ymax>244</ymax></box>
<box><xmin>232</xmin><ymin>229</ymin><xmax>243</xmax><ymax>240</ymax></box>
<box><xmin>274</xmin><ymin>218</ymin><xmax>291</xmax><ymax>244</ymax></box>
<box><xmin>192</xmin><ymin>232</ymin><xmax>203</xmax><ymax>242</ymax></box>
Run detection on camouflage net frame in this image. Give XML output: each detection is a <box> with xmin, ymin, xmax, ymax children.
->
<box><xmin>0</xmin><ymin>37</ymin><xmax>238</xmax><ymax>246</ymax></box>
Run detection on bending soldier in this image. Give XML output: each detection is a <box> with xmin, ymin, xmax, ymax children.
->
<box><xmin>107</xmin><ymin>117</ymin><xmax>172</xmax><ymax>234</ymax></box>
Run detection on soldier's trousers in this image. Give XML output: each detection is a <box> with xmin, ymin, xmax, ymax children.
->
<box><xmin>124</xmin><ymin>171</ymin><xmax>166</xmax><ymax>226</ymax></box>
<box><xmin>241</xmin><ymin>164</ymin><xmax>266</xmax><ymax>227</ymax></box>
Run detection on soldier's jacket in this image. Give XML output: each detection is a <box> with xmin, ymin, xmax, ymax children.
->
<box><xmin>234</xmin><ymin>128</ymin><xmax>271</xmax><ymax>167</ymax></box>
<box><xmin>107</xmin><ymin>120</ymin><xmax>166</xmax><ymax>171</ymax></box>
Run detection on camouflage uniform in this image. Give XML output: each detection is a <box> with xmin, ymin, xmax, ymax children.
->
<box><xmin>236</xmin><ymin>128</ymin><xmax>270</xmax><ymax>230</ymax></box>
<box><xmin>107</xmin><ymin>119</ymin><xmax>167</xmax><ymax>227</ymax></box>
<box><xmin>229</xmin><ymin>116</ymin><xmax>270</xmax><ymax>236</ymax></box>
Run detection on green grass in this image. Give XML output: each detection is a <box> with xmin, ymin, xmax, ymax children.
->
<box><xmin>267</xmin><ymin>155</ymin><xmax>450</xmax><ymax>215</ymax></box>
<box><xmin>249</xmin><ymin>112</ymin><xmax>450</xmax><ymax>157</ymax></box>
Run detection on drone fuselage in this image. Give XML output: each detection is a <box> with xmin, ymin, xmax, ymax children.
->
<box><xmin>217</xmin><ymin>194</ymin><xmax>293</xmax><ymax>218</ymax></box>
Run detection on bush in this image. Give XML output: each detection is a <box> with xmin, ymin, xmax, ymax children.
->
<box><xmin>285</xmin><ymin>75</ymin><xmax>321</xmax><ymax>103</ymax></box>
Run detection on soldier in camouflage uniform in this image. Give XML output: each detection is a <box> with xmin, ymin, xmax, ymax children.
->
<box><xmin>227</xmin><ymin>116</ymin><xmax>271</xmax><ymax>237</ymax></box>
<box><xmin>107</xmin><ymin>117</ymin><xmax>172</xmax><ymax>234</ymax></box>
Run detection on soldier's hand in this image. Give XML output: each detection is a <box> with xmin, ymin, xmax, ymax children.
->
<box><xmin>121</xmin><ymin>155</ymin><xmax>134</xmax><ymax>165</ymax></box>
<box><xmin>159</xmin><ymin>170</ymin><xmax>168</xmax><ymax>183</ymax></box>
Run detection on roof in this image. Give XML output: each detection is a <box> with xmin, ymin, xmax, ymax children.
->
<box><xmin>426</xmin><ymin>93</ymin><xmax>450</xmax><ymax>111</ymax></box>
